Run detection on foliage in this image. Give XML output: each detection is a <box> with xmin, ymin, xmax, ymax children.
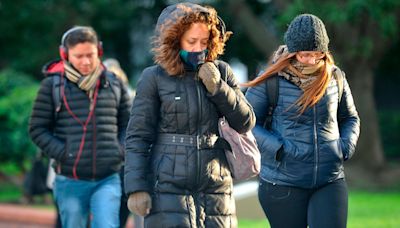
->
<box><xmin>0</xmin><ymin>0</ymin><xmax>137</xmax><ymax>77</ymax></box>
<box><xmin>278</xmin><ymin>0</ymin><xmax>400</xmax><ymax>58</ymax></box>
<box><xmin>0</xmin><ymin>69</ymin><xmax>39</xmax><ymax>168</ymax></box>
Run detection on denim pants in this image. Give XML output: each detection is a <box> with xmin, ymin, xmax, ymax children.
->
<box><xmin>258</xmin><ymin>178</ymin><xmax>348</xmax><ymax>228</ymax></box>
<box><xmin>54</xmin><ymin>173</ymin><xmax>121</xmax><ymax>228</ymax></box>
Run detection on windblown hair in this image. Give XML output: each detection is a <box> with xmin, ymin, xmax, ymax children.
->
<box><xmin>243</xmin><ymin>50</ymin><xmax>335</xmax><ymax>114</ymax></box>
<box><xmin>152</xmin><ymin>6</ymin><xmax>232</xmax><ymax>76</ymax></box>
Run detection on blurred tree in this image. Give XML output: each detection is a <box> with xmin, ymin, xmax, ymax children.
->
<box><xmin>0</xmin><ymin>0</ymin><xmax>138</xmax><ymax>78</ymax></box>
<box><xmin>0</xmin><ymin>69</ymin><xmax>38</xmax><ymax>171</ymax></box>
<box><xmin>219</xmin><ymin>0</ymin><xmax>400</xmax><ymax>173</ymax></box>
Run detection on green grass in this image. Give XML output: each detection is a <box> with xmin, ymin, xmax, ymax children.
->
<box><xmin>238</xmin><ymin>190</ymin><xmax>400</xmax><ymax>228</ymax></box>
<box><xmin>0</xmin><ymin>182</ymin><xmax>21</xmax><ymax>202</ymax></box>
<box><xmin>347</xmin><ymin>191</ymin><xmax>400</xmax><ymax>228</ymax></box>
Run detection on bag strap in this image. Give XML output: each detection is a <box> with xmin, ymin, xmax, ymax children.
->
<box><xmin>263</xmin><ymin>74</ymin><xmax>279</xmax><ymax>129</ymax></box>
<box><xmin>51</xmin><ymin>71</ymin><xmax>122</xmax><ymax>121</ymax></box>
<box><xmin>332</xmin><ymin>67</ymin><xmax>344</xmax><ymax>103</ymax></box>
<box><xmin>52</xmin><ymin>75</ymin><xmax>63</xmax><ymax>121</ymax></box>
<box><xmin>105</xmin><ymin>71</ymin><xmax>122</xmax><ymax>107</ymax></box>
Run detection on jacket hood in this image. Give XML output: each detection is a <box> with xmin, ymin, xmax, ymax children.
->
<box><xmin>41</xmin><ymin>59</ymin><xmax>105</xmax><ymax>76</ymax></box>
<box><xmin>42</xmin><ymin>60</ymin><xmax>64</xmax><ymax>76</ymax></box>
<box><xmin>155</xmin><ymin>2</ymin><xmax>210</xmax><ymax>35</ymax></box>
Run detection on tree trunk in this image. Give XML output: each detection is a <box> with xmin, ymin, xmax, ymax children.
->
<box><xmin>344</xmin><ymin>64</ymin><xmax>385</xmax><ymax>169</ymax></box>
<box><xmin>226</xmin><ymin>0</ymin><xmax>279</xmax><ymax>56</ymax></box>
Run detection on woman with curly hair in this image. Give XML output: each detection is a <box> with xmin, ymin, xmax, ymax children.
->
<box><xmin>124</xmin><ymin>2</ymin><xmax>255</xmax><ymax>227</ymax></box>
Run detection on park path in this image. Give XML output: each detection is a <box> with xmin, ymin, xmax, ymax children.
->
<box><xmin>0</xmin><ymin>203</ymin><xmax>55</xmax><ymax>227</ymax></box>
<box><xmin>0</xmin><ymin>204</ymin><xmax>134</xmax><ymax>228</ymax></box>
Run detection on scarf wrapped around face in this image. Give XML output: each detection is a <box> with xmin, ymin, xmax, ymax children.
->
<box><xmin>273</xmin><ymin>45</ymin><xmax>325</xmax><ymax>90</ymax></box>
<box><xmin>64</xmin><ymin>62</ymin><xmax>102</xmax><ymax>99</ymax></box>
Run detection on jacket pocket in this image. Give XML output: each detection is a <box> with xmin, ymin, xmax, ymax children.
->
<box><xmin>60</xmin><ymin>136</ymin><xmax>72</xmax><ymax>162</ymax></box>
<box><xmin>319</xmin><ymin>139</ymin><xmax>343</xmax><ymax>162</ymax></box>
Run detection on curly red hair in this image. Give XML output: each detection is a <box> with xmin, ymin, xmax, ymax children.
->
<box><xmin>152</xmin><ymin>5</ymin><xmax>232</xmax><ymax>76</ymax></box>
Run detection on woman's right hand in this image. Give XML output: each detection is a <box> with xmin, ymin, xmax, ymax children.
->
<box><xmin>198</xmin><ymin>62</ymin><xmax>221</xmax><ymax>94</ymax></box>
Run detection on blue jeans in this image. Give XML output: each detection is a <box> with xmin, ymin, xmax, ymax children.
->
<box><xmin>54</xmin><ymin>173</ymin><xmax>121</xmax><ymax>228</ymax></box>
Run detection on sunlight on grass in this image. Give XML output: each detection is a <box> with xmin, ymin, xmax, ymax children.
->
<box><xmin>239</xmin><ymin>219</ymin><xmax>269</xmax><ymax>228</ymax></box>
<box><xmin>348</xmin><ymin>191</ymin><xmax>400</xmax><ymax>228</ymax></box>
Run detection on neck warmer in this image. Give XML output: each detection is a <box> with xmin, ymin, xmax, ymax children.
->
<box><xmin>64</xmin><ymin>61</ymin><xmax>102</xmax><ymax>98</ymax></box>
<box><xmin>179</xmin><ymin>49</ymin><xmax>208</xmax><ymax>70</ymax></box>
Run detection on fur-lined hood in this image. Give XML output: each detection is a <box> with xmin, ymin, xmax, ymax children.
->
<box><xmin>152</xmin><ymin>3</ymin><xmax>230</xmax><ymax>76</ymax></box>
<box><xmin>155</xmin><ymin>2</ymin><xmax>210</xmax><ymax>35</ymax></box>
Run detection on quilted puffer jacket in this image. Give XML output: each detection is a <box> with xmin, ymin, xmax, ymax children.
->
<box><xmin>29</xmin><ymin>60</ymin><xmax>131</xmax><ymax>180</ymax></box>
<box><xmin>124</xmin><ymin>61</ymin><xmax>255</xmax><ymax>227</ymax></box>
<box><xmin>245</xmin><ymin>71</ymin><xmax>360</xmax><ymax>188</ymax></box>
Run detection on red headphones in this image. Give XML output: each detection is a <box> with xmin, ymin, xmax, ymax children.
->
<box><xmin>59</xmin><ymin>26</ymin><xmax>103</xmax><ymax>61</ymax></box>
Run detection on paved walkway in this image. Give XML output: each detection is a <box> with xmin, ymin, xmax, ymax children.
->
<box><xmin>0</xmin><ymin>204</ymin><xmax>134</xmax><ymax>228</ymax></box>
<box><xmin>0</xmin><ymin>203</ymin><xmax>55</xmax><ymax>227</ymax></box>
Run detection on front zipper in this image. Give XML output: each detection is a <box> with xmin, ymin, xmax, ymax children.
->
<box><xmin>195</xmin><ymin>72</ymin><xmax>202</xmax><ymax>189</ymax></box>
<box><xmin>194</xmin><ymin>72</ymin><xmax>203</xmax><ymax>228</ymax></box>
<box><xmin>312</xmin><ymin>106</ymin><xmax>319</xmax><ymax>187</ymax></box>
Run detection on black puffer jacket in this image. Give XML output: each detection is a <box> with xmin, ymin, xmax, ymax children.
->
<box><xmin>125</xmin><ymin>61</ymin><xmax>255</xmax><ymax>227</ymax></box>
<box><xmin>29</xmin><ymin>60</ymin><xmax>131</xmax><ymax>180</ymax></box>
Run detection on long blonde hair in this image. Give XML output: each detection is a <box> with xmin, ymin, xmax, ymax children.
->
<box><xmin>243</xmin><ymin>51</ymin><xmax>336</xmax><ymax>114</ymax></box>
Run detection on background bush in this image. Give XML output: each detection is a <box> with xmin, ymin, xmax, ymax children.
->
<box><xmin>0</xmin><ymin>69</ymin><xmax>39</xmax><ymax>170</ymax></box>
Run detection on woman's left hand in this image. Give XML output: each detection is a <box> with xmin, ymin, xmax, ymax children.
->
<box><xmin>198</xmin><ymin>62</ymin><xmax>221</xmax><ymax>94</ymax></box>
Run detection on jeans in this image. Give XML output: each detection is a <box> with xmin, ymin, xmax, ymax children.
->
<box><xmin>258</xmin><ymin>178</ymin><xmax>348</xmax><ymax>228</ymax></box>
<box><xmin>54</xmin><ymin>173</ymin><xmax>121</xmax><ymax>228</ymax></box>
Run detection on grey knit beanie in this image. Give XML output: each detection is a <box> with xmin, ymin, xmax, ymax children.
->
<box><xmin>284</xmin><ymin>14</ymin><xmax>329</xmax><ymax>53</ymax></box>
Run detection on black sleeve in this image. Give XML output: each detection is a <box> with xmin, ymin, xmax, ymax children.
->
<box><xmin>29</xmin><ymin>77</ymin><xmax>65</xmax><ymax>161</ymax></box>
<box><xmin>124</xmin><ymin>66</ymin><xmax>160</xmax><ymax>195</ymax></box>
<box><xmin>207</xmin><ymin>61</ymin><xmax>256</xmax><ymax>134</ymax></box>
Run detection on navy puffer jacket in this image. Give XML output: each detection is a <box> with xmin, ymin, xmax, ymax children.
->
<box><xmin>29</xmin><ymin>60</ymin><xmax>131</xmax><ymax>180</ymax></box>
<box><xmin>245</xmin><ymin>70</ymin><xmax>360</xmax><ymax>188</ymax></box>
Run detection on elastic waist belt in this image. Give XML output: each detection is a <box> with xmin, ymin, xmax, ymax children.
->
<box><xmin>156</xmin><ymin>133</ymin><xmax>230</xmax><ymax>150</ymax></box>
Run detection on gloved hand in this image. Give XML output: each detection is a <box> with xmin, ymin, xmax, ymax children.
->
<box><xmin>127</xmin><ymin>191</ymin><xmax>152</xmax><ymax>217</ymax></box>
<box><xmin>198</xmin><ymin>62</ymin><xmax>221</xmax><ymax>94</ymax></box>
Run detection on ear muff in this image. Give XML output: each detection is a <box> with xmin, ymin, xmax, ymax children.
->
<box><xmin>59</xmin><ymin>26</ymin><xmax>103</xmax><ymax>61</ymax></box>
<box><xmin>59</xmin><ymin>45</ymin><xmax>68</xmax><ymax>61</ymax></box>
<box><xmin>97</xmin><ymin>41</ymin><xmax>103</xmax><ymax>58</ymax></box>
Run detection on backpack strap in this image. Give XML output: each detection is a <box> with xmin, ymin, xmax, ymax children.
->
<box><xmin>263</xmin><ymin>74</ymin><xmax>279</xmax><ymax>129</ymax></box>
<box><xmin>51</xmin><ymin>71</ymin><xmax>122</xmax><ymax>121</ymax></box>
<box><xmin>105</xmin><ymin>71</ymin><xmax>122</xmax><ymax>108</ymax></box>
<box><xmin>261</xmin><ymin>69</ymin><xmax>343</xmax><ymax>130</ymax></box>
<box><xmin>332</xmin><ymin>67</ymin><xmax>344</xmax><ymax>103</ymax></box>
<box><xmin>52</xmin><ymin>75</ymin><xmax>63</xmax><ymax>121</ymax></box>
